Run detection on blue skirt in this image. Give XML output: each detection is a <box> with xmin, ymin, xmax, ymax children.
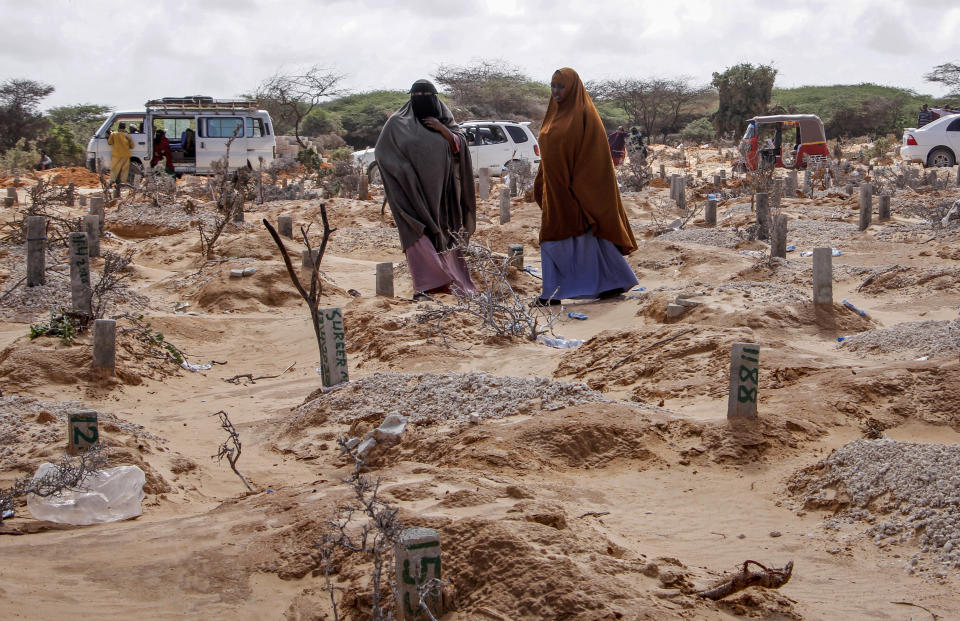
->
<box><xmin>540</xmin><ymin>231</ymin><xmax>639</xmax><ymax>300</ymax></box>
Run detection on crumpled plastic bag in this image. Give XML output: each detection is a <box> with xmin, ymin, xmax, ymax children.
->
<box><xmin>27</xmin><ymin>464</ymin><xmax>146</xmax><ymax>525</ymax></box>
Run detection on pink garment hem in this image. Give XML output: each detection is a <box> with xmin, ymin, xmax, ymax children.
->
<box><xmin>405</xmin><ymin>236</ymin><xmax>476</xmax><ymax>294</ymax></box>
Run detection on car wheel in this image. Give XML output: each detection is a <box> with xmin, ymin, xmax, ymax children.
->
<box><xmin>367</xmin><ymin>162</ymin><xmax>382</xmax><ymax>185</ymax></box>
<box><xmin>927</xmin><ymin>148</ymin><xmax>955</xmax><ymax>168</ymax></box>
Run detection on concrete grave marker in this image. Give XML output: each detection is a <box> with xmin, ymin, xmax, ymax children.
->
<box><xmin>89</xmin><ymin>196</ymin><xmax>105</xmax><ymax>234</ymax></box>
<box><xmin>755</xmin><ymin>192</ymin><xmax>770</xmax><ymax>240</ymax></box>
<box><xmin>812</xmin><ymin>247</ymin><xmax>833</xmax><ymax>305</ymax></box>
<box><xmin>5</xmin><ymin>187</ymin><xmax>17</xmax><ymax>205</ymax></box>
<box><xmin>359</xmin><ymin>174</ymin><xmax>369</xmax><ymax>200</ymax></box>
<box><xmin>659</xmin><ymin>164</ymin><xmax>665</xmax><ymax>179</ymax></box>
<box><xmin>499</xmin><ymin>187</ymin><xmax>510</xmax><ymax>224</ymax></box>
<box><xmin>507</xmin><ymin>243</ymin><xmax>523</xmax><ymax>269</ymax></box>
<box><xmin>78</xmin><ymin>194</ymin><xmax>87</xmax><ymax>207</ymax></box>
<box><xmin>787</xmin><ymin>169</ymin><xmax>798</xmax><ymax>195</ymax></box>
<box><xmin>83</xmin><ymin>215</ymin><xmax>100</xmax><ymax>258</ymax></box>
<box><xmin>713</xmin><ymin>174</ymin><xmax>721</xmax><ymax>187</ymax></box>
<box><xmin>318</xmin><ymin>307</ymin><xmax>348</xmax><ymax>388</ymax></box>
<box><xmin>302</xmin><ymin>248</ymin><xmax>319</xmax><ymax>270</ymax></box>
<box><xmin>277</xmin><ymin>215</ymin><xmax>293</xmax><ymax>238</ymax></box>
<box><xmin>395</xmin><ymin>527</ymin><xmax>443</xmax><ymax>620</ymax></box>
<box><xmin>878</xmin><ymin>194</ymin><xmax>891</xmax><ymax>220</ymax></box>
<box><xmin>705</xmin><ymin>198</ymin><xmax>717</xmax><ymax>226</ymax></box>
<box><xmin>859</xmin><ymin>183</ymin><xmax>873</xmax><ymax>230</ymax></box>
<box><xmin>720</xmin><ymin>169</ymin><xmax>727</xmax><ymax>184</ymax></box>
<box><xmin>376</xmin><ymin>262</ymin><xmax>394</xmax><ymax>297</ymax></box>
<box><xmin>803</xmin><ymin>170</ymin><xmax>812</xmax><ymax>195</ymax></box>
<box><xmin>93</xmin><ymin>319</ymin><xmax>116</xmax><ymax>377</ymax></box>
<box><xmin>67</xmin><ymin>410</ymin><xmax>99</xmax><ymax>454</ymax></box>
<box><xmin>771</xmin><ymin>214</ymin><xmax>787</xmax><ymax>258</ymax></box>
<box><xmin>727</xmin><ymin>343</ymin><xmax>760</xmax><ymax>420</ymax></box>
<box><xmin>68</xmin><ymin>232</ymin><xmax>92</xmax><ymax>315</ymax></box>
<box><xmin>26</xmin><ymin>216</ymin><xmax>46</xmax><ymax>286</ymax></box>
<box><xmin>478</xmin><ymin>168</ymin><xmax>490</xmax><ymax>199</ymax></box>
<box><xmin>66</xmin><ymin>183</ymin><xmax>75</xmax><ymax>206</ymax></box>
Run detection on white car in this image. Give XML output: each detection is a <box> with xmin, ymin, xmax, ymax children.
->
<box><xmin>900</xmin><ymin>114</ymin><xmax>960</xmax><ymax>167</ymax></box>
<box><xmin>354</xmin><ymin>119</ymin><xmax>540</xmax><ymax>183</ymax></box>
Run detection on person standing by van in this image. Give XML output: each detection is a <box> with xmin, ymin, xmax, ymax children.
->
<box><xmin>108</xmin><ymin>122</ymin><xmax>134</xmax><ymax>193</ymax></box>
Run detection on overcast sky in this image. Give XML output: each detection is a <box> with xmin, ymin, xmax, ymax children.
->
<box><xmin>2</xmin><ymin>0</ymin><xmax>957</xmax><ymax>113</ymax></box>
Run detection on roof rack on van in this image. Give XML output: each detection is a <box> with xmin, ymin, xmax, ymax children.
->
<box><xmin>145</xmin><ymin>96</ymin><xmax>258</xmax><ymax>112</ymax></box>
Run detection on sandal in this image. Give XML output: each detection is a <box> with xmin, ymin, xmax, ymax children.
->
<box><xmin>531</xmin><ymin>296</ymin><xmax>562</xmax><ymax>307</ymax></box>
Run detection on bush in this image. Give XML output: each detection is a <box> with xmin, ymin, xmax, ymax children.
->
<box><xmin>327</xmin><ymin>146</ymin><xmax>354</xmax><ymax>162</ymax></box>
<box><xmin>0</xmin><ymin>138</ymin><xmax>39</xmax><ymax>173</ymax></box>
<box><xmin>39</xmin><ymin>125</ymin><xmax>85</xmax><ymax>167</ymax></box>
<box><xmin>680</xmin><ymin>117</ymin><xmax>715</xmax><ymax>143</ymax></box>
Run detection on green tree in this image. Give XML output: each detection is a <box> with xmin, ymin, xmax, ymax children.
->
<box><xmin>0</xmin><ymin>78</ymin><xmax>54</xmax><ymax>151</ymax></box>
<box><xmin>321</xmin><ymin>90</ymin><xmax>409</xmax><ymax>149</ymax></box>
<box><xmin>433</xmin><ymin>59</ymin><xmax>549</xmax><ymax>123</ymax></box>
<box><xmin>711</xmin><ymin>63</ymin><xmax>777</xmax><ymax>136</ymax></box>
<box><xmin>254</xmin><ymin>65</ymin><xmax>346</xmax><ymax>147</ymax></box>
<box><xmin>589</xmin><ymin>77</ymin><xmax>713</xmax><ymax>141</ymax></box>
<box><xmin>39</xmin><ymin>125</ymin><xmax>85</xmax><ymax>167</ymax></box>
<box><xmin>924</xmin><ymin>62</ymin><xmax>960</xmax><ymax>95</ymax></box>
<box><xmin>46</xmin><ymin>103</ymin><xmax>111</xmax><ymax>138</ymax></box>
<box><xmin>680</xmin><ymin>117</ymin><xmax>715</xmax><ymax>143</ymax></box>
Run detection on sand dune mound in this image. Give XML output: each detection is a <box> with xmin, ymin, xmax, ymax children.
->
<box><xmin>843</xmin><ymin>319</ymin><xmax>960</xmax><ymax>357</ymax></box>
<box><xmin>554</xmin><ymin>326</ymin><xmax>744</xmax><ymax>398</ymax></box>
<box><xmin>788</xmin><ymin>438</ymin><xmax>960</xmax><ymax>576</ymax></box>
<box><xmin>0</xmin><ymin>395</ymin><xmax>171</xmax><ymax>496</ymax></box>
<box><xmin>857</xmin><ymin>266</ymin><xmax>960</xmax><ymax>296</ymax></box>
<box><xmin>108</xmin><ymin>201</ymin><xmax>219</xmax><ymax>238</ymax></box>
<box><xmin>0</xmin><ymin>325</ymin><xmax>185</xmax><ymax>391</ymax></box>
<box><xmin>288</xmin><ymin>370</ymin><xmax>608</xmax><ymax>431</ymax></box>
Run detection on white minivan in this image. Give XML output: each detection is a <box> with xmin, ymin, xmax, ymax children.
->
<box><xmin>86</xmin><ymin>96</ymin><xmax>277</xmax><ymax>179</ymax></box>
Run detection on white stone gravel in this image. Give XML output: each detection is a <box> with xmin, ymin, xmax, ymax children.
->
<box><xmin>789</xmin><ymin>438</ymin><xmax>960</xmax><ymax>573</ymax></box>
<box><xmin>301</xmin><ymin>370</ymin><xmax>611</xmax><ymax>425</ymax></box>
<box><xmin>841</xmin><ymin>319</ymin><xmax>960</xmax><ymax>357</ymax></box>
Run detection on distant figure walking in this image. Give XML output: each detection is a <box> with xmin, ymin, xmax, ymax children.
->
<box><xmin>375</xmin><ymin>79</ymin><xmax>477</xmax><ymax>299</ymax></box>
<box><xmin>627</xmin><ymin>127</ymin><xmax>647</xmax><ymax>163</ymax></box>
<box><xmin>533</xmin><ymin>68</ymin><xmax>639</xmax><ymax>306</ymax></box>
<box><xmin>918</xmin><ymin>104</ymin><xmax>934</xmax><ymax>127</ymax></box>
<box><xmin>607</xmin><ymin>125</ymin><xmax>628</xmax><ymax>166</ymax></box>
<box><xmin>107</xmin><ymin>122</ymin><xmax>134</xmax><ymax>192</ymax></box>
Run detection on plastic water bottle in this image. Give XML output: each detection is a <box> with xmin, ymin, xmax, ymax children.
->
<box><xmin>842</xmin><ymin>299</ymin><xmax>867</xmax><ymax>317</ymax></box>
<box><xmin>567</xmin><ymin>312</ymin><xmax>588</xmax><ymax>320</ymax></box>
<box><xmin>538</xmin><ymin>335</ymin><xmax>585</xmax><ymax>349</ymax></box>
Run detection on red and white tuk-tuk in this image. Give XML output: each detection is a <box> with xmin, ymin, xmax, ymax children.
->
<box><xmin>736</xmin><ymin>114</ymin><xmax>829</xmax><ymax>171</ymax></box>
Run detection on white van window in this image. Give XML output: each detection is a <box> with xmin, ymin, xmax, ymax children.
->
<box><xmin>204</xmin><ymin>118</ymin><xmax>243</xmax><ymax>138</ymax></box>
<box><xmin>479</xmin><ymin>126</ymin><xmax>508</xmax><ymax>145</ymax></box>
<box><xmin>246</xmin><ymin>117</ymin><xmax>264</xmax><ymax>137</ymax></box>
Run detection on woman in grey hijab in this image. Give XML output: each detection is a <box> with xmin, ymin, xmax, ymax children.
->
<box><xmin>375</xmin><ymin>79</ymin><xmax>476</xmax><ymax>298</ymax></box>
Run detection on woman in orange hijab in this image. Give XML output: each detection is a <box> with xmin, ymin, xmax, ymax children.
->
<box><xmin>533</xmin><ymin>68</ymin><xmax>638</xmax><ymax>305</ymax></box>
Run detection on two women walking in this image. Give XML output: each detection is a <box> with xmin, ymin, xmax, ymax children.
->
<box><xmin>376</xmin><ymin>69</ymin><xmax>637</xmax><ymax>304</ymax></box>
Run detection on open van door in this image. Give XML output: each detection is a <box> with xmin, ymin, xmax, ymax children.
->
<box><xmin>197</xmin><ymin>116</ymin><xmax>246</xmax><ymax>172</ymax></box>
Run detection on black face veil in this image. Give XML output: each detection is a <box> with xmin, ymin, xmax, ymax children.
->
<box><xmin>410</xmin><ymin>79</ymin><xmax>442</xmax><ymax>121</ymax></box>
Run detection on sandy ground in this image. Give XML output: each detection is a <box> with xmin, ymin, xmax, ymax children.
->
<box><xmin>1</xmin><ymin>156</ymin><xmax>959</xmax><ymax>620</ymax></box>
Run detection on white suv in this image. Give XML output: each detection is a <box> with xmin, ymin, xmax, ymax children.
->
<box><xmin>355</xmin><ymin>119</ymin><xmax>540</xmax><ymax>183</ymax></box>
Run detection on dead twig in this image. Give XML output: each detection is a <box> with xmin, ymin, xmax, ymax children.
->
<box><xmin>891</xmin><ymin>601</ymin><xmax>940</xmax><ymax>620</ymax></box>
<box><xmin>857</xmin><ymin>266</ymin><xmax>907</xmax><ymax>292</ymax></box>
<box><xmin>262</xmin><ymin>205</ymin><xmax>335</xmax><ymax>358</ymax></box>
<box><xmin>211</xmin><ymin>410</ymin><xmax>252</xmax><ymax>491</ymax></box>
<box><xmin>612</xmin><ymin>328</ymin><xmax>696</xmax><ymax>370</ymax></box>
<box><xmin>577</xmin><ymin>511</ymin><xmax>610</xmax><ymax>519</ymax></box>
<box><xmin>696</xmin><ymin>559</ymin><xmax>793</xmax><ymax>600</ymax></box>
<box><xmin>222</xmin><ymin>361</ymin><xmax>296</xmax><ymax>385</ymax></box>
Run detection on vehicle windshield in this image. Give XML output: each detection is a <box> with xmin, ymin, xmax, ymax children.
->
<box><xmin>742</xmin><ymin>122</ymin><xmax>756</xmax><ymax>140</ymax></box>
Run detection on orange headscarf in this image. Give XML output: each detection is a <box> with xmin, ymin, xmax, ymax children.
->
<box><xmin>534</xmin><ymin>68</ymin><xmax>637</xmax><ymax>254</ymax></box>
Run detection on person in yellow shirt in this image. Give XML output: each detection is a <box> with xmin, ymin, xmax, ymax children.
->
<box><xmin>107</xmin><ymin>122</ymin><xmax>134</xmax><ymax>194</ymax></box>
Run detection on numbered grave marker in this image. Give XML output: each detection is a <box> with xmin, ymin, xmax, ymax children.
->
<box><xmin>68</xmin><ymin>410</ymin><xmax>99</xmax><ymax>453</ymax></box>
<box><xmin>727</xmin><ymin>343</ymin><xmax>760</xmax><ymax>420</ymax></box>
<box><xmin>318</xmin><ymin>307</ymin><xmax>348</xmax><ymax>388</ymax></box>
<box><xmin>395</xmin><ymin>527</ymin><xmax>443</xmax><ymax>620</ymax></box>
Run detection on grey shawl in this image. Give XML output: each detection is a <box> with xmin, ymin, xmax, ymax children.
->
<box><xmin>375</xmin><ymin>100</ymin><xmax>476</xmax><ymax>252</ymax></box>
